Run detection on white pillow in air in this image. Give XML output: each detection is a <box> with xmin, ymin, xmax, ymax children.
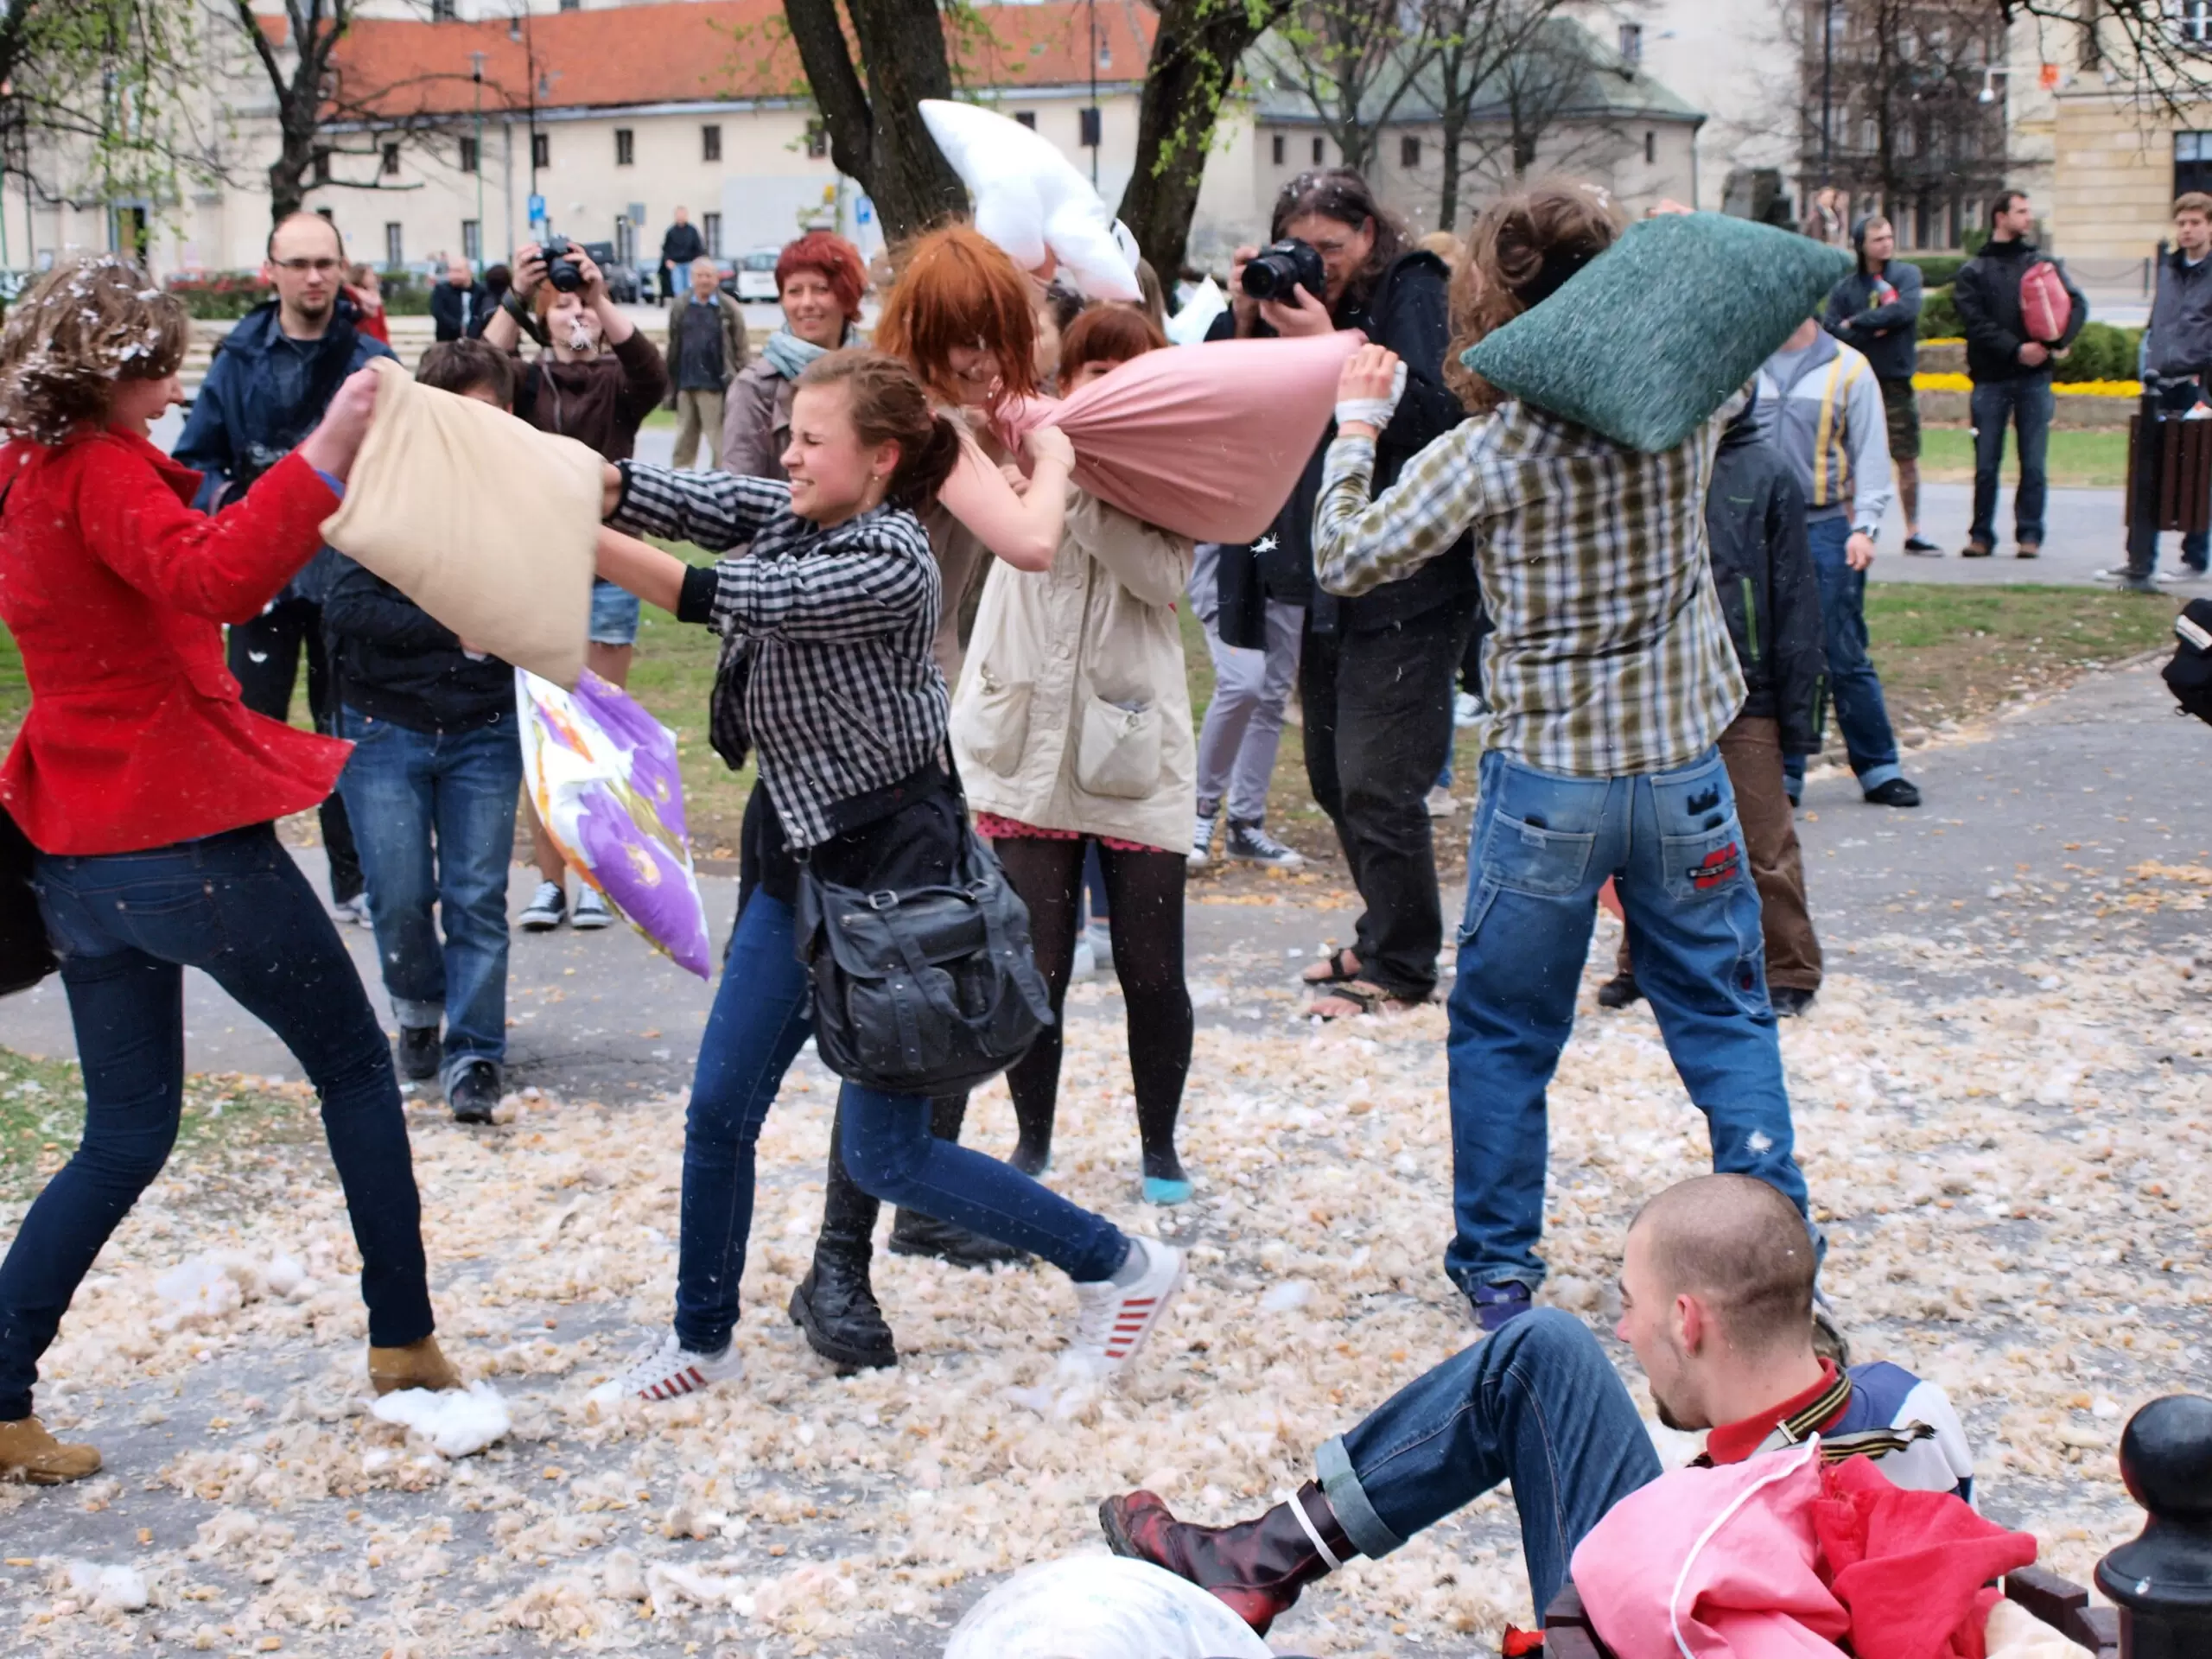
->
<box><xmin>919</xmin><ymin>99</ymin><xmax>1142</xmax><ymax>301</ymax></box>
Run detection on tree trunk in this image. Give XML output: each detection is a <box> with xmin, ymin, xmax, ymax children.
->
<box><xmin>782</xmin><ymin>0</ymin><xmax>964</xmax><ymax>241</ymax></box>
<box><xmin>1120</xmin><ymin>0</ymin><xmax>1287</xmax><ymax>277</ymax></box>
<box><xmin>1438</xmin><ymin>118</ymin><xmax>1465</xmax><ymax>232</ymax></box>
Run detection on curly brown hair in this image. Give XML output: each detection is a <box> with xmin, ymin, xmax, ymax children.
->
<box><xmin>0</xmin><ymin>256</ymin><xmax>189</xmax><ymax>446</ymax></box>
<box><xmin>1445</xmin><ymin>181</ymin><xmax>1625</xmax><ymax>413</ymax></box>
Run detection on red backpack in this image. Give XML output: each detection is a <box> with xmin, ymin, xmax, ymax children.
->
<box><xmin>2020</xmin><ymin>260</ymin><xmax>2072</xmax><ymax>343</ymax></box>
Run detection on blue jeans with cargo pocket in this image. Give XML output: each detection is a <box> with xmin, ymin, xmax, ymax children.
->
<box><xmin>1444</xmin><ymin>747</ymin><xmax>1813</xmax><ymax>1296</ymax></box>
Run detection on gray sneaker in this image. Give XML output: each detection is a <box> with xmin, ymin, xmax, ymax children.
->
<box><xmin>1226</xmin><ymin>821</ymin><xmax>1304</xmax><ymax>870</ymax></box>
<box><xmin>518</xmin><ymin>880</ymin><xmax>566</xmax><ymax>931</ymax></box>
<box><xmin>571</xmin><ymin>887</ymin><xmax>615</xmax><ymax>930</ymax></box>
<box><xmin>1189</xmin><ymin>810</ymin><xmax>1217</xmax><ymax>869</ymax></box>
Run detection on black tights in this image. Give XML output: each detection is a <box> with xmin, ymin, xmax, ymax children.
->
<box><xmin>993</xmin><ymin>836</ymin><xmax>1192</xmax><ymax>1183</ymax></box>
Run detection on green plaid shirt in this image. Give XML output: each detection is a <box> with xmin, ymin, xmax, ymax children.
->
<box><xmin>1313</xmin><ymin>401</ymin><xmax>1746</xmax><ymax>779</ymax></box>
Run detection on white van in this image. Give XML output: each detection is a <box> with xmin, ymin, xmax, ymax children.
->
<box><xmin>735</xmin><ymin>247</ymin><xmax>782</xmax><ymax>302</ymax></box>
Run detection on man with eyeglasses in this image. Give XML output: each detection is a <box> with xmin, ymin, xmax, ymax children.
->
<box><xmin>175</xmin><ymin>211</ymin><xmax>397</xmax><ymax>928</ymax></box>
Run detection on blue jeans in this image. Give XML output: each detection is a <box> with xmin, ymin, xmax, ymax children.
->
<box><xmin>1445</xmin><ymin>748</ymin><xmax>1811</xmax><ymax>1294</ymax></box>
<box><xmin>1318</xmin><ymin>1310</ymin><xmax>1661</xmax><ymax>1618</ymax></box>
<box><xmin>589</xmin><ymin>578</ymin><xmax>641</xmax><ymax>647</ymax></box>
<box><xmin>675</xmin><ymin>890</ymin><xmax>1127</xmax><ymax>1354</ymax></box>
<box><xmin>1785</xmin><ymin>517</ymin><xmax>1902</xmax><ymax>793</ymax></box>
<box><xmin>0</xmin><ymin>825</ymin><xmax>432</xmax><ymax>1419</ymax></box>
<box><xmin>338</xmin><ymin>708</ymin><xmax>521</xmax><ymax>1085</ymax></box>
<box><xmin>1969</xmin><ymin>375</ymin><xmax>2053</xmax><ymax>549</ymax></box>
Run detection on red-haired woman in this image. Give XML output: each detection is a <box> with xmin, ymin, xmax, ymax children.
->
<box><xmin>720</xmin><ymin>231</ymin><xmax>868</xmax><ymax>480</ymax></box>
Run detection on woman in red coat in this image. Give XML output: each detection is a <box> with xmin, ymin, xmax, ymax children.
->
<box><xmin>0</xmin><ymin>257</ymin><xmax>460</xmax><ymax>1484</ymax></box>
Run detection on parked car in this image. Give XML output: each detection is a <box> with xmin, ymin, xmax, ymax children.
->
<box><xmin>734</xmin><ymin>247</ymin><xmax>781</xmax><ymax>302</ymax></box>
<box><xmin>578</xmin><ymin>241</ymin><xmax>643</xmax><ymax>303</ymax></box>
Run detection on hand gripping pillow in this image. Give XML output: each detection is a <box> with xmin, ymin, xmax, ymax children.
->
<box><xmin>919</xmin><ymin>99</ymin><xmax>1142</xmax><ymax>300</ymax></box>
<box><xmin>1460</xmin><ymin>212</ymin><xmax>1856</xmax><ymax>453</ymax></box>
<box><xmin>321</xmin><ymin>359</ymin><xmax>600</xmax><ymax>685</ymax></box>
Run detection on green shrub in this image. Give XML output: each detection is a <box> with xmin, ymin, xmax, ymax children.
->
<box><xmin>1919</xmin><ymin>286</ymin><xmax>1961</xmax><ymax>340</ymax></box>
<box><xmin>2053</xmin><ymin>321</ymin><xmax>2142</xmax><ymax>383</ymax></box>
<box><xmin>165</xmin><ymin>272</ymin><xmax>271</xmax><ymax>320</ymax></box>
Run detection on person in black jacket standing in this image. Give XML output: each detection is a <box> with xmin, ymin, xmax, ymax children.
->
<box><xmin>1825</xmin><ymin>216</ymin><xmax>1934</xmax><ymax>554</ymax></box>
<box><xmin>430</xmin><ymin>255</ymin><xmax>492</xmax><ymax>342</ymax></box>
<box><xmin>1952</xmin><ymin>190</ymin><xmax>2088</xmax><ymax>558</ymax></box>
<box><xmin>326</xmin><ymin>341</ymin><xmax>524</xmax><ymax>1125</ymax></box>
<box><xmin>659</xmin><ymin>207</ymin><xmax>706</xmax><ymax>302</ymax></box>
<box><xmin>1209</xmin><ymin>169</ymin><xmax>1477</xmax><ymax>1019</ymax></box>
<box><xmin>1598</xmin><ymin>396</ymin><xmax>1828</xmax><ymax>1018</ymax></box>
<box><xmin>2115</xmin><ymin>192</ymin><xmax>2212</xmax><ymax>588</ymax></box>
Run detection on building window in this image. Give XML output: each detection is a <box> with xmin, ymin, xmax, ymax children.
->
<box><xmin>1401</xmin><ymin>135</ymin><xmax>1421</xmax><ymax>168</ymax></box>
<box><xmin>430</xmin><ymin>0</ymin><xmax>455</xmax><ymax>20</ymax></box>
<box><xmin>531</xmin><ymin>131</ymin><xmax>550</xmax><ymax>169</ymax></box>
<box><xmin>1644</xmin><ymin>130</ymin><xmax>1656</xmax><ymax>165</ymax></box>
<box><xmin>1080</xmin><ymin>106</ymin><xmax>1102</xmax><ymax>147</ymax></box>
<box><xmin>459</xmin><ymin>135</ymin><xmax>480</xmax><ymax>173</ymax></box>
<box><xmin>384</xmin><ymin>222</ymin><xmax>403</xmax><ymax>267</ymax></box>
<box><xmin>1272</xmin><ymin>133</ymin><xmax>1286</xmax><ymax>166</ymax></box>
<box><xmin>702</xmin><ymin>211</ymin><xmax>722</xmax><ymax>257</ymax></box>
<box><xmin>1014</xmin><ymin>111</ymin><xmax>1037</xmax><ymax>129</ymax></box>
<box><xmin>805</xmin><ymin>120</ymin><xmax>827</xmax><ymax>160</ymax></box>
<box><xmin>615</xmin><ymin>218</ymin><xmax>637</xmax><ymax>264</ymax></box>
<box><xmin>1618</xmin><ymin>22</ymin><xmax>1643</xmax><ymax>63</ymax></box>
<box><xmin>1312</xmin><ymin>136</ymin><xmax>1325</xmax><ymax>164</ymax></box>
<box><xmin>2177</xmin><ymin>131</ymin><xmax>2212</xmax><ymax>198</ymax></box>
<box><xmin>2181</xmin><ymin>0</ymin><xmax>2212</xmax><ymax>47</ymax></box>
<box><xmin>614</xmin><ymin>128</ymin><xmax>634</xmax><ymax>166</ymax></box>
<box><xmin>559</xmin><ymin>0</ymin><xmax>579</xmax><ymax>9</ymax></box>
<box><xmin>380</xmin><ymin>142</ymin><xmax>401</xmax><ymax>177</ymax></box>
<box><xmin>702</xmin><ymin>124</ymin><xmax>722</xmax><ymax>162</ymax></box>
<box><xmin>462</xmin><ymin>219</ymin><xmax>480</xmax><ymax>263</ymax></box>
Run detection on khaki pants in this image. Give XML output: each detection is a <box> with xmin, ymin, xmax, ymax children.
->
<box><xmin>1618</xmin><ymin>714</ymin><xmax>1821</xmax><ymax>993</ymax></box>
<box><xmin>673</xmin><ymin>387</ymin><xmax>725</xmax><ymax>470</ymax></box>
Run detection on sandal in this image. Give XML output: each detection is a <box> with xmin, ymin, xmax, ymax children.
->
<box><xmin>1307</xmin><ymin>980</ymin><xmax>1421</xmax><ymax>1021</ymax></box>
<box><xmin>1300</xmin><ymin>947</ymin><xmax>1363</xmax><ymax>986</ymax></box>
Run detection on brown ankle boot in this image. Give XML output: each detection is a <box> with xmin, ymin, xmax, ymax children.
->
<box><xmin>368</xmin><ymin>1335</ymin><xmax>462</xmax><ymax>1396</ymax></box>
<box><xmin>0</xmin><ymin>1415</ymin><xmax>102</xmax><ymax>1484</ymax></box>
<box><xmin>1099</xmin><ymin>1481</ymin><xmax>1355</xmax><ymax>1636</ymax></box>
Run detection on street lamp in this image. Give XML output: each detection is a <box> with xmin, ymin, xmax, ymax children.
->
<box><xmin>470</xmin><ymin>49</ymin><xmax>486</xmax><ymax>270</ymax></box>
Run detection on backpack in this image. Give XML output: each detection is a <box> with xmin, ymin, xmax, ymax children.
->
<box><xmin>2020</xmin><ymin>260</ymin><xmax>2073</xmax><ymax>344</ymax></box>
<box><xmin>2164</xmin><ymin>596</ymin><xmax>2212</xmax><ymax>726</ymax></box>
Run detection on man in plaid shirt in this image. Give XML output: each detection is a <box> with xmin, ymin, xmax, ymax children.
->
<box><xmin>1313</xmin><ymin>339</ymin><xmax>1818</xmax><ymax>1337</ymax></box>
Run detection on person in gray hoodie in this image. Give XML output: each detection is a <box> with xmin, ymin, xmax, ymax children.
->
<box><xmin>1824</xmin><ymin>215</ymin><xmax>1933</xmax><ymax>553</ymax></box>
<box><xmin>2119</xmin><ymin>192</ymin><xmax>2212</xmax><ymax>585</ymax></box>
<box><xmin>1757</xmin><ymin>316</ymin><xmax>1922</xmax><ymax>810</ymax></box>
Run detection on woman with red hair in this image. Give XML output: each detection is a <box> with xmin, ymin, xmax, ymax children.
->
<box><xmin>720</xmin><ymin>231</ymin><xmax>868</xmax><ymax>480</ymax></box>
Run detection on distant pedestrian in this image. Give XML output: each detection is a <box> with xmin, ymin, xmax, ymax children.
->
<box><xmin>666</xmin><ymin>255</ymin><xmax>748</xmax><ymax>469</ymax></box>
<box><xmin>1186</xmin><ymin>541</ymin><xmax>1303</xmax><ymax>871</ymax></box>
<box><xmin>1758</xmin><ymin>315</ymin><xmax>1921</xmax><ymax>810</ymax></box>
<box><xmin>1952</xmin><ymin>190</ymin><xmax>2087</xmax><ymax>558</ymax></box>
<box><xmin>430</xmin><ymin>254</ymin><xmax>491</xmax><ymax>342</ymax></box>
<box><xmin>1825</xmin><ymin>215</ymin><xmax>1934</xmax><ymax>553</ymax></box>
<box><xmin>345</xmin><ymin>262</ymin><xmax>391</xmax><ymax>345</ymax></box>
<box><xmin>659</xmin><ymin>207</ymin><xmax>705</xmax><ymax>302</ymax></box>
<box><xmin>2113</xmin><ymin>192</ymin><xmax>2212</xmax><ymax>588</ymax></box>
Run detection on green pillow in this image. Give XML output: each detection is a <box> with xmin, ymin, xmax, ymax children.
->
<box><xmin>1459</xmin><ymin>213</ymin><xmax>1855</xmax><ymax>453</ymax></box>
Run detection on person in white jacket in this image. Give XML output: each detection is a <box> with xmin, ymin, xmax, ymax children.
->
<box><xmin>1756</xmin><ymin>317</ymin><xmax>1922</xmax><ymax>810</ymax></box>
<box><xmin>950</xmin><ymin>305</ymin><xmax>1199</xmax><ymax>1205</ymax></box>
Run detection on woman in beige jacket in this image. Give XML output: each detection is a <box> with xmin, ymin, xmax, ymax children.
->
<box><xmin>950</xmin><ymin>307</ymin><xmax>1199</xmax><ymax>1205</ymax></box>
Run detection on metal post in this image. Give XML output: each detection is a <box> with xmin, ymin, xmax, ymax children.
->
<box><xmin>471</xmin><ymin>50</ymin><xmax>486</xmax><ymax>270</ymax></box>
<box><xmin>2095</xmin><ymin>1395</ymin><xmax>2212</xmax><ymax>1658</ymax></box>
<box><xmin>1089</xmin><ymin>0</ymin><xmax>1099</xmax><ymax>188</ymax></box>
<box><xmin>1821</xmin><ymin>0</ymin><xmax>1834</xmax><ymax>183</ymax></box>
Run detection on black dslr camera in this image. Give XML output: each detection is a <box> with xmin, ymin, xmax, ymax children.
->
<box><xmin>1241</xmin><ymin>237</ymin><xmax>1326</xmax><ymax>303</ymax></box>
<box><xmin>538</xmin><ymin>235</ymin><xmax>586</xmax><ymax>294</ymax></box>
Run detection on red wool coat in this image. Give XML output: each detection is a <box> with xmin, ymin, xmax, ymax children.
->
<box><xmin>0</xmin><ymin>429</ymin><xmax>348</xmax><ymax>855</ymax></box>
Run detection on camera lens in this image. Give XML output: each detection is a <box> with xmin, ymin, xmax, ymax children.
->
<box><xmin>1242</xmin><ymin>252</ymin><xmax>1294</xmax><ymax>301</ymax></box>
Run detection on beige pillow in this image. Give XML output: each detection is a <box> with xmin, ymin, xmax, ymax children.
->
<box><xmin>320</xmin><ymin>358</ymin><xmax>599</xmax><ymax>687</ymax></box>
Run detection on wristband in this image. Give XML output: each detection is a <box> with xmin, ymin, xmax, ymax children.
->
<box><xmin>1334</xmin><ymin>360</ymin><xmax>1408</xmax><ymax>433</ymax></box>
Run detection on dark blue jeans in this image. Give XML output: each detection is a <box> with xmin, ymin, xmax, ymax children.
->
<box><xmin>336</xmin><ymin>707</ymin><xmax>521</xmax><ymax>1085</ymax></box>
<box><xmin>0</xmin><ymin>824</ymin><xmax>432</xmax><ymax>1420</ymax></box>
<box><xmin>1784</xmin><ymin>517</ymin><xmax>1902</xmax><ymax>794</ymax></box>
<box><xmin>1969</xmin><ymin>374</ymin><xmax>2054</xmax><ymax>549</ymax></box>
<box><xmin>675</xmin><ymin>890</ymin><xmax>1127</xmax><ymax>1355</ymax></box>
<box><xmin>1319</xmin><ymin>1309</ymin><xmax>1662</xmax><ymax>1619</ymax></box>
<box><xmin>1445</xmin><ymin>749</ymin><xmax>1812</xmax><ymax>1294</ymax></box>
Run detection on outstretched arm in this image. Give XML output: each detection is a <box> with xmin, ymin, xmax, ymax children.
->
<box><xmin>610</xmin><ymin>460</ymin><xmax>791</xmax><ymax>551</ymax></box>
<box><xmin>936</xmin><ymin>424</ymin><xmax>1074</xmax><ymax>572</ymax></box>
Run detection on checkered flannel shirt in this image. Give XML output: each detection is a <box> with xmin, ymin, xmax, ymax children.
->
<box><xmin>1313</xmin><ymin>400</ymin><xmax>1746</xmax><ymax>779</ymax></box>
<box><xmin>612</xmin><ymin>461</ymin><xmax>948</xmax><ymax>849</ymax></box>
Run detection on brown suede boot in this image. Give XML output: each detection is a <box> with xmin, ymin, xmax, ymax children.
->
<box><xmin>368</xmin><ymin>1335</ymin><xmax>462</xmax><ymax>1396</ymax></box>
<box><xmin>1099</xmin><ymin>1482</ymin><xmax>1355</xmax><ymax>1636</ymax></box>
<box><xmin>0</xmin><ymin>1415</ymin><xmax>103</xmax><ymax>1484</ymax></box>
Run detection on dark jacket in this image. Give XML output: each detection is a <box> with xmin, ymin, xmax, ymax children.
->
<box><xmin>1823</xmin><ymin>258</ymin><xmax>1923</xmax><ymax>382</ymax></box>
<box><xmin>2146</xmin><ymin>245</ymin><xmax>2212</xmax><ymax>378</ymax></box>
<box><xmin>1953</xmin><ymin>237</ymin><xmax>2088</xmax><ymax>384</ymax></box>
<box><xmin>430</xmin><ymin>279</ymin><xmax>493</xmax><ymax>342</ymax></box>
<box><xmin>1211</xmin><ymin>250</ymin><xmax>1477</xmax><ymax>645</ymax></box>
<box><xmin>665</xmin><ymin>289</ymin><xmax>749</xmax><ymax>391</ymax></box>
<box><xmin>660</xmin><ymin>222</ymin><xmax>705</xmax><ymax>267</ymax></box>
<box><xmin>513</xmin><ymin>330</ymin><xmax>671</xmax><ymax>462</ymax></box>
<box><xmin>1707</xmin><ymin>406</ymin><xmax>1826</xmax><ymax>754</ymax></box>
<box><xmin>171</xmin><ymin>296</ymin><xmax>395</xmax><ymax>604</ymax></box>
<box><xmin>322</xmin><ymin>556</ymin><xmax>516</xmax><ymax>736</ymax></box>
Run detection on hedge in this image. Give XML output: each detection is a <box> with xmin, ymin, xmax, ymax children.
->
<box><xmin>166</xmin><ymin>269</ymin><xmax>435</xmax><ymax>321</ymax></box>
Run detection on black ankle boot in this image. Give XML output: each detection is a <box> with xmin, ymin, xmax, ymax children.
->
<box><xmin>888</xmin><ymin>1208</ymin><xmax>1029</xmax><ymax>1268</ymax></box>
<box><xmin>788</xmin><ymin>1239</ymin><xmax>897</xmax><ymax>1372</ymax></box>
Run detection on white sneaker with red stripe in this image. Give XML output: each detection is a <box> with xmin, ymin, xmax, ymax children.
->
<box><xmin>1064</xmin><ymin>1236</ymin><xmax>1185</xmax><ymax>1377</ymax></box>
<box><xmin>588</xmin><ymin>1332</ymin><xmax>743</xmax><ymax>1407</ymax></box>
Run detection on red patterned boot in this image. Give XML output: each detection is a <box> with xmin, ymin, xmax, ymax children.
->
<box><xmin>1098</xmin><ymin>1482</ymin><xmax>1356</xmax><ymax>1635</ymax></box>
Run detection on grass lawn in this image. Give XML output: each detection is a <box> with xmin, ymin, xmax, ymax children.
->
<box><xmin>1919</xmin><ymin>426</ymin><xmax>2127</xmax><ymax>490</ymax></box>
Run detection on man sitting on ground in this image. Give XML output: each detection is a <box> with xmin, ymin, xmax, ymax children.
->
<box><xmin>1101</xmin><ymin>1175</ymin><xmax>1972</xmax><ymax>1637</ymax></box>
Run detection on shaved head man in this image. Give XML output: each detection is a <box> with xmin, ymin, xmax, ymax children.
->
<box><xmin>1102</xmin><ymin>1175</ymin><xmax>1974</xmax><ymax>1637</ymax></box>
<box><xmin>264</xmin><ymin>212</ymin><xmax>347</xmax><ymax>339</ymax></box>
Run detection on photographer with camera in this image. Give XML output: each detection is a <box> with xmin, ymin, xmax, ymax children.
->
<box><xmin>484</xmin><ymin>236</ymin><xmax>671</xmax><ymax>933</ymax></box>
<box><xmin>175</xmin><ymin>212</ymin><xmax>397</xmax><ymax>929</ymax></box>
<box><xmin>1207</xmin><ymin>170</ymin><xmax>1475</xmax><ymax>1020</ymax></box>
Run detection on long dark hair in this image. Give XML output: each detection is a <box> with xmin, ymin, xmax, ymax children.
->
<box><xmin>794</xmin><ymin>349</ymin><xmax>963</xmax><ymax>510</ymax></box>
<box><xmin>1270</xmin><ymin>168</ymin><xmax>1407</xmax><ymax>318</ymax></box>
